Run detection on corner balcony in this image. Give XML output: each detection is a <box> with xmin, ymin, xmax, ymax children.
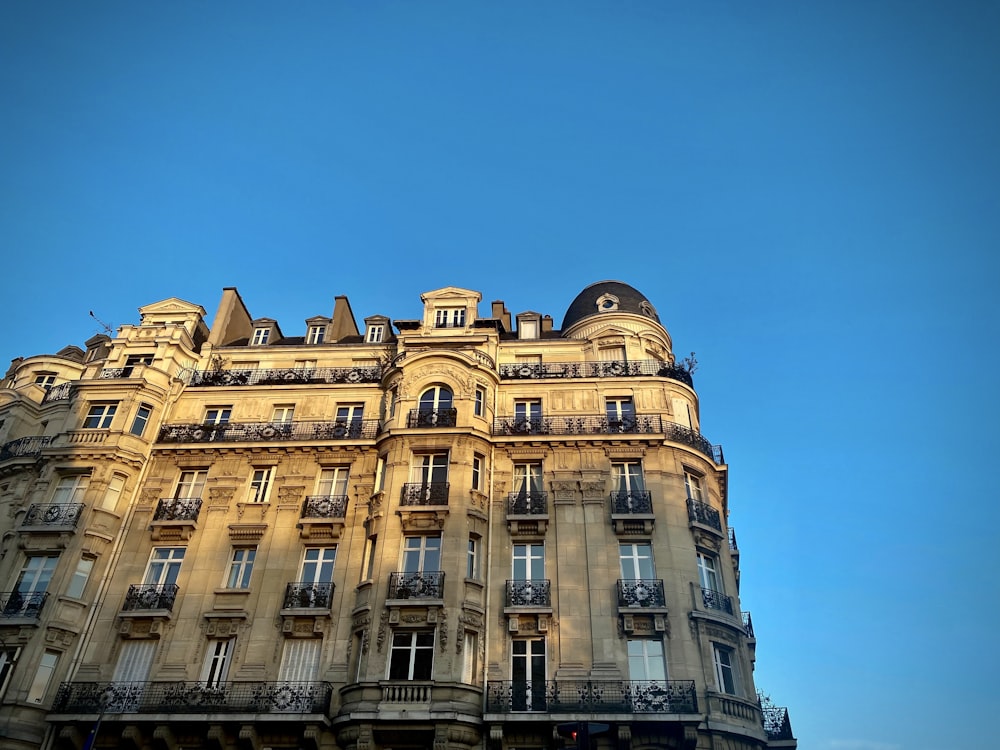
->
<box><xmin>122</xmin><ymin>583</ymin><xmax>179</xmax><ymax>613</ymax></box>
<box><xmin>498</xmin><ymin>358</ymin><xmax>694</xmax><ymax>387</ymax></box>
<box><xmin>387</xmin><ymin>571</ymin><xmax>445</xmax><ymax>600</ymax></box>
<box><xmin>157</xmin><ymin>419</ymin><xmax>378</xmax><ymax>444</ymax></box>
<box><xmin>407</xmin><ymin>408</ymin><xmax>458</xmax><ymax>428</ymax></box>
<box><xmin>701</xmin><ymin>587</ymin><xmax>735</xmax><ymax>616</ymax></box>
<box><xmin>400</xmin><ymin>482</ymin><xmax>449</xmax><ymax>506</ymax></box>
<box><xmin>687</xmin><ymin>498</ymin><xmax>724</xmax><ymax>542</ymax></box>
<box><xmin>150</xmin><ymin>497</ymin><xmax>202</xmax><ymax>541</ymax></box>
<box><xmin>297</xmin><ymin>495</ymin><xmax>348</xmax><ymax>540</ymax></box>
<box><xmin>610</xmin><ymin>490</ymin><xmax>654</xmax><ymax>534</ymax></box>
<box><xmin>0</xmin><ymin>591</ymin><xmax>48</xmax><ymax>620</ymax></box>
<box><xmin>52</xmin><ymin>680</ymin><xmax>333</xmax><ymax>714</ymax></box>
<box><xmin>0</xmin><ymin>435</ymin><xmax>53</xmax><ymax>462</ymax></box>
<box><xmin>22</xmin><ymin>503</ymin><xmax>84</xmax><ymax>530</ymax></box>
<box><xmin>485</xmin><ymin>679</ymin><xmax>698</xmax><ymax>714</ymax></box>
<box><xmin>281</xmin><ymin>582</ymin><xmax>333</xmax><ymax>611</ymax></box>
<box><xmin>189</xmin><ymin>365</ymin><xmax>381</xmax><ymax>386</ymax></box>
<box><xmin>505</xmin><ymin>579</ymin><xmax>551</xmax><ymax>608</ymax></box>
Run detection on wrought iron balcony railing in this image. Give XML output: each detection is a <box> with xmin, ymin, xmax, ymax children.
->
<box><xmin>507</xmin><ymin>491</ymin><xmax>548</xmax><ymax>515</ymax></box>
<box><xmin>687</xmin><ymin>498</ymin><xmax>722</xmax><ymax>531</ymax></box>
<box><xmin>282</xmin><ymin>581</ymin><xmax>333</xmax><ymax>609</ymax></box>
<box><xmin>506</xmin><ymin>579</ymin><xmax>551</xmax><ymax>607</ymax></box>
<box><xmin>0</xmin><ymin>591</ymin><xmax>48</xmax><ymax>619</ymax></box>
<box><xmin>493</xmin><ymin>414</ymin><xmax>664</xmax><ymax>437</ymax></box>
<box><xmin>400</xmin><ymin>482</ymin><xmax>450</xmax><ymax>506</ymax></box>
<box><xmin>742</xmin><ymin>611</ymin><xmax>754</xmax><ymax>638</ymax></box>
<box><xmin>22</xmin><ymin>503</ymin><xmax>84</xmax><ymax>528</ymax></box>
<box><xmin>486</xmin><ymin>679</ymin><xmax>698</xmax><ymax>714</ymax></box>
<box><xmin>42</xmin><ymin>382</ymin><xmax>73</xmax><ymax>403</ymax></box>
<box><xmin>407</xmin><ymin>408</ymin><xmax>458</xmax><ymax>428</ymax></box>
<box><xmin>762</xmin><ymin>705</ymin><xmax>794</xmax><ymax>740</ymax></box>
<box><xmin>701</xmin><ymin>587</ymin><xmax>734</xmax><ymax>615</ymax></box>
<box><xmin>122</xmin><ymin>583</ymin><xmax>179</xmax><ymax>612</ymax></box>
<box><xmin>153</xmin><ymin>497</ymin><xmax>202</xmax><ymax>522</ymax></box>
<box><xmin>388</xmin><ymin>571</ymin><xmax>445</xmax><ymax>599</ymax></box>
<box><xmin>301</xmin><ymin>494</ymin><xmax>348</xmax><ymax>519</ymax></box>
<box><xmin>189</xmin><ymin>366</ymin><xmax>381</xmax><ymax>387</ymax></box>
<box><xmin>728</xmin><ymin>527</ymin><xmax>738</xmax><ymax>552</ymax></box>
<box><xmin>611</xmin><ymin>490</ymin><xmax>653</xmax><ymax>514</ymax></box>
<box><xmin>0</xmin><ymin>435</ymin><xmax>53</xmax><ymax>461</ymax></box>
<box><xmin>617</xmin><ymin>579</ymin><xmax>666</xmax><ymax>608</ymax></box>
<box><xmin>157</xmin><ymin>419</ymin><xmax>378</xmax><ymax>443</ymax></box>
<box><xmin>499</xmin><ymin>359</ymin><xmax>694</xmax><ymax>387</ymax></box>
<box><xmin>53</xmin><ymin>680</ymin><xmax>333</xmax><ymax>714</ymax></box>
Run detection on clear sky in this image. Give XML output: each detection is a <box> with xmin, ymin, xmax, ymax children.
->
<box><xmin>2</xmin><ymin>2</ymin><xmax>998</xmax><ymax>748</ymax></box>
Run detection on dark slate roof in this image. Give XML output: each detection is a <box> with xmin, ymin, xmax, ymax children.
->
<box><xmin>560</xmin><ymin>281</ymin><xmax>661</xmax><ymax>331</ymax></box>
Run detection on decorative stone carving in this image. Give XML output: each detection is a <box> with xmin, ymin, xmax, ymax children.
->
<box><xmin>376</xmin><ymin>610</ymin><xmax>387</xmax><ymax>653</ymax></box>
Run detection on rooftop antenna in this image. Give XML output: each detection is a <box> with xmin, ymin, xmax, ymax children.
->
<box><xmin>89</xmin><ymin>310</ymin><xmax>115</xmax><ymax>336</ymax></box>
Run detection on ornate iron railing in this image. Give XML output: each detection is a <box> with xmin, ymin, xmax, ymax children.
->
<box><xmin>762</xmin><ymin>705</ymin><xmax>794</xmax><ymax>740</ymax></box>
<box><xmin>400</xmin><ymin>482</ymin><xmax>450</xmax><ymax>506</ymax></box>
<box><xmin>388</xmin><ymin>571</ymin><xmax>445</xmax><ymax>599</ymax></box>
<box><xmin>42</xmin><ymin>382</ymin><xmax>73</xmax><ymax>402</ymax></box>
<box><xmin>301</xmin><ymin>495</ymin><xmax>348</xmax><ymax>519</ymax></box>
<box><xmin>507</xmin><ymin>491</ymin><xmax>548</xmax><ymax>515</ymax></box>
<box><xmin>23</xmin><ymin>503</ymin><xmax>84</xmax><ymax>528</ymax></box>
<box><xmin>0</xmin><ymin>435</ymin><xmax>53</xmax><ymax>461</ymax></box>
<box><xmin>282</xmin><ymin>581</ymin><xmax>334</xmax><ymax>609</ymax></box>
<box><xmin>157</xmin><ymin>419</ymin><xmax>378</xmax><ymax>443</ymax></box>
<box><xmin>742</xmin><ymin>611</ymin><xmax>754</xmax><ymax>638</ymax></box>
<box><xmin>617</xmin><ymin>579</ymin><xmax>666</xmax><ymax>608</ymax></box>
<box><xmin>701</xmin><ymin>587</ymin><xmax>734</xmax><ymax>615</ymax></box>
<box><xmin>486</xmin><ymin>680</ymin><xmax>697</xmax><ymax>713</ymax></box>
<box><xmin>506</xmin><ymin>579</ymin><xmax>551</xmax><ymax>607</ymax></box>
<box><xmin>493</xmin><ymin>414</ymin><xmax>665</xmax><ymax>437</ymax></box>
<box><xmin>499</xmin><ymin>359</ymin><xmax>694</xmax><ymax>387</ymax></box>
<box><xmin>611</xmin><ymin>490</ymin><xmax>653</xmax><ymax>514</ymax></box>
<box><xmin>687</xmin><ymin>498</ymin><xmax>722</xmax><ymax>531</ymax></box>
<box><xmin>407</xmin><ymin>408</ymin><xmax>458</xmax><ymax>428</ymax></box>
<box><xmin>122</xmin><ymin>583</ymin><xmax>179</xmax><ymax>612</ymax></box>
<box><xmin>0</xmin><ymin>591</ymin><xmax>48</xmax><ymax>618</ymax></box>
<box><xmin>153</xmin><ymin>497</ymin><xmax>202</xmax><ymax>522</ymax></box>
<box><xmin>53</xmin><ymin>680</ymin><xmax>333</xmax><ymax>714</ymax></box>
<box><xmin>189</xmin><ymin>366</ymin><xmax>381</xmax><ymax>387</ymax></box>
<box><xmin>728</xmin><ymin>527</ymin><xmax>738</xmax><ymax>552</ymax></box>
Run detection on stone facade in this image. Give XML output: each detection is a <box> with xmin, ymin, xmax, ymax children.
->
<box><xmin>0</xmin><ymin>282</ymin><xmax>795</xmax><ymax>750</ymax></box>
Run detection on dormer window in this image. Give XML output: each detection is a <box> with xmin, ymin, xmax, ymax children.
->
<box><xmin>366</xmin><ymin>324</ymin><xmax>385</xmax><ymax>343</ymax></box>
<box><xmin>596</xmin><ymin>294</ymin><xmax>619</xmax><ymax>312</ymax></box>
<box><xmin>251</xmin><ymin>327</ymin><xmax>270</xmax><ymax>346</ymax></box>
<box><xmin>516</xmin><ymin>313</ymin><xmax>541</xmax><ymax>340</ymax></box>
<box><xmin>307</xmin><ymin>326</ymin><xmax>326</xmax><ymax>345</ymax></box>
<box><xmin>435</xmin><ymin>308</ymin><xmax>466</xmax><ymax>328</ymax></box>
<box><xmin>34</xmin><ymin>373</ymin><xmax>56</xmax><ymax>389</ymax></box>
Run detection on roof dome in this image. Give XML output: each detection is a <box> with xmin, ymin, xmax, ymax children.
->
<box><xmin>560</xmin><ymin>280</ymin><xmax>661</xmax><ymax>332</ymax></box>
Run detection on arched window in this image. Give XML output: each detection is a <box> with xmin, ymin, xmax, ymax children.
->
<box><xmin>413</xmin><ymin>386</ymin><xmax>456</xmax><ymax>427</ymax></box>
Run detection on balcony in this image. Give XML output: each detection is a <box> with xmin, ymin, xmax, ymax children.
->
<box><xmin>188</xmin><ymin>365</ymin><xmax>381</xmax><ymax>387</ymax></box>
<box><xmin>742</xmin><ymin>611</ymin><xmax>755</xmax><ymax>638</ymax></box>
<box><xmin>763</xmin><ymin>705</ymin><xmax>795</xmax><ymax>741</ymax></box>
<box><xmin>407</xmin><ymin>408</ymin><xmax>458</xmax><ymax>428</ymax></box>
<box><xmin>157</xmin><ymin>419</ymin><xmax>378</xmax><ymax>444</ymax></box>
<box><xmin>0</xmin><ymin>591</ymin><xmax>48</xmax><ymax>619</ymax></box>
<box><xmin>150</xmin><ymin>497</ymin><xmax>202</xmax><ymax>541</ymax></box>
<box><xmin>22</xmin><ymin>503</ymin><xmax>84</xmax><ymax>529</ymax></box>
<box><xmin>507</xmin><ymin>490</ymin><xmax>548</xmax><ymax>515</ymax></box>
<box><xmin>42</xmin><ymin>382</ymin><xmax>73</xmax><ymax>403</ymax></box>
<box><xmin>610</xmin><ymin>490</ymin><xmax>654</xmax><ymax>535</ymax></box>
<box><xmin>400</xmin><ymin>482</ymin><xmax>449</xmax><ymax>506</ymax></box>
<box><xmin>0</xmin><ymin>435</ymin><xmax>53</xmax><ymax>461</ymax></box>
<box><xmin>617</xmin><ymin>579</ymin><xmax>666</xmax><ymax>609</ymax></box>
<box><xmin>53</xmin><ymin>680</ymin><xmax>333</xmax><ymax>714</ymax></box>
<box><xmin>388</xmin><ymin>571</ymin><xmax>445</xmax><ymax>600</ymax></box>
<box><xmin>505</xmin><ymin>579</ymin><xmax>551</xmax><ymax>608</ymax></box>
<box><xmin>282</xmin><ymin>581</ymin><xmax>333</xmax><ymax>610</ymax></box>
<box><xmin>499</xmin><ymin>359</ymin><xmax>694</xmax><ymax>387</ymax></box>
<box><xmin>485</xmin><ymin>679</ymin><xmax>698</xmax><ymax>714</ymax></box>
<box><xmin>298</xmin><ymin>495</ymin><xmax>348</xmax><ymax>540</ymax></box>
<box><xmin>122</xmin><ymin>583</ymin><xmax>179</xmax><ymax>613</ymax></box>
<box><xmin>687</xmin><ymin>498</ymin><xmax>723</xmax><ymax>536</ymax></box>
<box><xmin>701</xmin><ymin>587</ymin><xmax>734</xmax><ymax>616</ymax></box>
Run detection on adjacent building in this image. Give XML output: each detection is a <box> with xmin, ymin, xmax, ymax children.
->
<box><xmin>0</xmin><ymin>282</ymin><xmax>795</xmax><ymax>750</ymax></box>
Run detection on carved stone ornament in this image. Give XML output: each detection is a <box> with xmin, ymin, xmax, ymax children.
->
<box><xmin>208</xmin><ymin>487</ymin><xmax>236</xmax><ymax>506</ymax></box>
<box><xmin>377</xmin><ymin>610</ymin><xmax>387</xmax><ymax>653</ymax></box>
<box><xmin>276</xmin><ymin>485</ymin><xmax>303</xmax><ymax>505</ymax></box>
<box><xmin>581</xmin><ymin>480</ymin><xmax>605</xmax><ymax>498</ymax></box>
<box><xmin>139</xmin><ymin>488</ymin><xmax>161</xmax><ymax>507</ymax></box>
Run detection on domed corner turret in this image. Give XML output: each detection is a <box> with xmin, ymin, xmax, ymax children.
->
<box><xmin>560</xmin><ymin>280</ymin><xmax>673</xmax><ymax>360</ymax></box>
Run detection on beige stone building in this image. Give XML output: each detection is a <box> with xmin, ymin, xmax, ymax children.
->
<box><xmin>0</xmin><ymin>282</ymin><xmax>795</xmax><ymax>750</ymax></box>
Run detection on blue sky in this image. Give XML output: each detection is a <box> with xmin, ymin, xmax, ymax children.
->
<box><xmin>2</xmin><ymin>2</ymin><xmax>998</xmax><ymax>748</ymax></box>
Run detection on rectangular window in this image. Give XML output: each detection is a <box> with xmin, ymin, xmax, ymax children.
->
<box><xmin>514</xmin><ymin>400</ymin><xmax>542</xmax><ymax>422</ymax></box>
<box><xmin>410</xmin><ymin>453</ymin><xmax>449</xmax><ymax>485</ymax></box>
<box><xmin>467</xmin><ymin>535</ymin><xmax>481</xmax><ymax>579</ymax></box>
<box><xmin>279</xmin><ymin>639</ymin><xmax>321</xmax><ymax>682</ymax></box>
<box><xmin>26</xmin><ymin>651</ymin><xmax>58</xmax><ymax>704</ymax></box>
<box><xmin>388</xmin><ymin>631</ymin><xmax>434</xmax><ymax>679</ymax></box>
<box><xmin>34</xmin><ymin>373</ymin><xmax>56</xmax><ymax>388</ymax></box>
<box><xmin>316</xmin><ymin>467</ymin><xmax>349</xmax><ymax>497</ymax></box>
<box><xmin>272</xmin><ymin>405</ymin><xmax>295</xmax><ymax>423</ymax></box>
<box><xmin>627</xmin><ymin>639</ymin><xmax>667</xmax><ymax>681</ymax></box>
<box><xmin>251</xmin><ymin>327</ymin><xmax>270</xmax><ymax>345</ymax></box>
<box><xmin>402</xmin><ymin>536</ymin><xmax>441</xmax><ymax>573</ymax></box>
<box><xmin>472</xmin><ymin>453</ymin><xmax>484</xmax><ymax>490</ymax></box>
<box><xmin>201</xmin><ymin>639</ymin><xmax>233</xmax><ymax>687</ymax></box>
<box><xmin>612</xmin><ymin>462</ymin><xmax>645</xmax><ymax>495</ymax></box>
<box><xmin>0</xmin><ymin>647</ymin><xmax>19</xmax><ymax>700</ymax></box>
<box><xmin>52</xmin><ymin>475</ymin><xmax>89</xmax><ymax>504</ymax></box>
<box><xmin>143</xmin><ymin>547</ymin><xmax>185</xmax><ymax>586</ymax></box>
<box><xmin>226</xmin><ymin>548</ymin><xmax>256</xmax><ymax>589</ymax></box>
<box><xmin>513</xmin><ymin>463</ymin><xmax>543</xmax><ymax>499</ymax></box>
<box><xmin>247</xmin><ymin>467</ymin><xmax>274</xmax><ymax>503</ymax></box>
<box><xmin>713</xmin><ymin>644</ymin><xmax>740</xmax><ymax>694</ymax></box>
<box><xmin>307</xmin><ymin>325</ymin><xmax>326</xmax><ymax>344</ymax></box>
<box><xmin>606</xmin><ymin>397</ymin><xmax>636</xmax><ymax>429</ymax></box>
<box><xmin>175</xmin><ymin>470</ymin><xmax>207</xmax><ymax>500</ymax></box>
<box><xmin>512</xmin><ymin>543</ymin><xmax>544</xmax><ymax>581</ymax></box>
<box><xmin>362</xmin><ymin>535</ymin><xmax>378</xmax><ymax>582</ymax></box>
<box><xmin>599</xmin><ymin>346</ymin><xmax>627</xmax><ymax>362</ymax></box>
<box><xmin>295</xmin><ymin>359</ymin><xmax>317</xmax><ymax>370</ymax></box>
<box><xmin>697</xmin><ymin>553</ymin><xmax>721</xmax><ymax>593</ymax></box>
<box><xmin>65</xmin><ymin>557</ymin><xmax>94</xmax><ymax>599</ymax></box>
<box><xmin>511</xmin><ymin>637</ymin><xmax>546</xmax><ymax>711</ymax></box>
<box><xmin>121</xmin><ymin>354</ymin><xmax>153</xmax><ymax>377</ymax></box>
<box><xmin>366</xmin><ymin>324</ymin><xmax>385</xmax><ymax>343</ymax></box>
<box><xmin>434</xmin><ymin>308</ymin><xmax>466</xmax><ymax>328</ymax></box>
<box><xmin>462</xmin><ymin>631</ymin><xmax>478</xmax><ymax>684</ymax></box>
<box><xmin>336</xmin><ymin>404</ymin><xmax>364</xmax><ymax>433</ymax></box>
<box><xmin>620</xmin><ymin>543</ymin><xmax>655</xmax><ymax>580</ymax></box>
<box><xmin>130</xmin><ymin>403</ymin><xmax>153</xmax><ymax>436</ymax></box>
<box><xmin>101</xmin><ymin>473</ymin><xmax>126</xmax><ymax>511</ymax></box>
<box><xmin>684</xmin><ymin>471</ymin><xmax>704</xmax><ymax>501</ymax></box>
<box><xmin>15</xmin><ymin>555</ymin><xmax>58</xmax><ymax>596</ymax></box>
<box><xmin>301</xmin><ymin>547</ymin><xmax>337</xmax><ymax>584</ymax></box>
<box><xmin>474</xmin><ymin>387</ymin><xmax>486</xmax><ymax>417</ymax></box>
<box><xmin>113</xmin><ymin>640</ymin><xmax>156</xmax><ymax>683</ymax></box>
<box><xmin>518</xmin><ymin>319</ymin><xmax>538</xmax><ymax>339</ymax></box>
<box><xmin>375</xmin><ymin>456</ymin><xmax>386</xmax><ymax>493</ymax></box>
<box><xmin>83</xmin><ymin>403</ymin><xmax>117</xmax><ymax>429</ymax></box>
<box><xmin>204</xmin><ymin>407</ymin><xmax>232</xmax><ymax>425</ymax></box>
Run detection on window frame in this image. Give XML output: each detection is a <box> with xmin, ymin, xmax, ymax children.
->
<box><xmin>387</xmin><ymin>630</ymin><xmax>435</xmax><ymax>680</ymax></box>
<box><xmin>474</xmin><ymin>386</ymin><xmax>486</xmax><ymax>417</ymax></box>
<box><xmin>307</xmin><ymin>325</ymin><xmax>326</xmax><ymax>344</ymax></box>
<box><xmin>366</xmin><ymin>324</ymin><xmax>385</xmax><ymax>343</ymax></box>
<box><xmin>201</xmin><ymin>639</ymin><xmax>234</xmax><ymax>687</ymax></box>
<box><xmin>26</xmin><ymin>650</ymin><xmax>59</xmax><ymax>704</ymax></box>
<box><xmin>713</xmin><ymin>643</ymin><xmax>740</xmax><ymax>695</ymax></box>
<box><xmin>143</xmin><ymin>547</ymin><xmax>185</xmax><ymax>586</ymax></box>
<box><xmin>130</xmin><ymin>403</ymin><xmax>154</xmax><ymax>437</ymax></box>
<box><xmin>251</xmin><ymin>327</ymin><xmax>271</xmax><ymax>346</ymax></box>
<box><xmin>247</xmin><ymin>467</ymin><xmax>275</xmax><ymax>504</ymax></box>
<box><xmin>83</xmin><ymin>403</ymin><xmax>117</xmax><ymax>429</ymax></box>
<box><xmin>434</xmin><ymin>308</ymin><xmax>466</xmax><ymax>328</ymax></box>
<box><xmin>226</xmin><ymin>548</ymin><xmax>256</xmax><ymax>589</ymax></box>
